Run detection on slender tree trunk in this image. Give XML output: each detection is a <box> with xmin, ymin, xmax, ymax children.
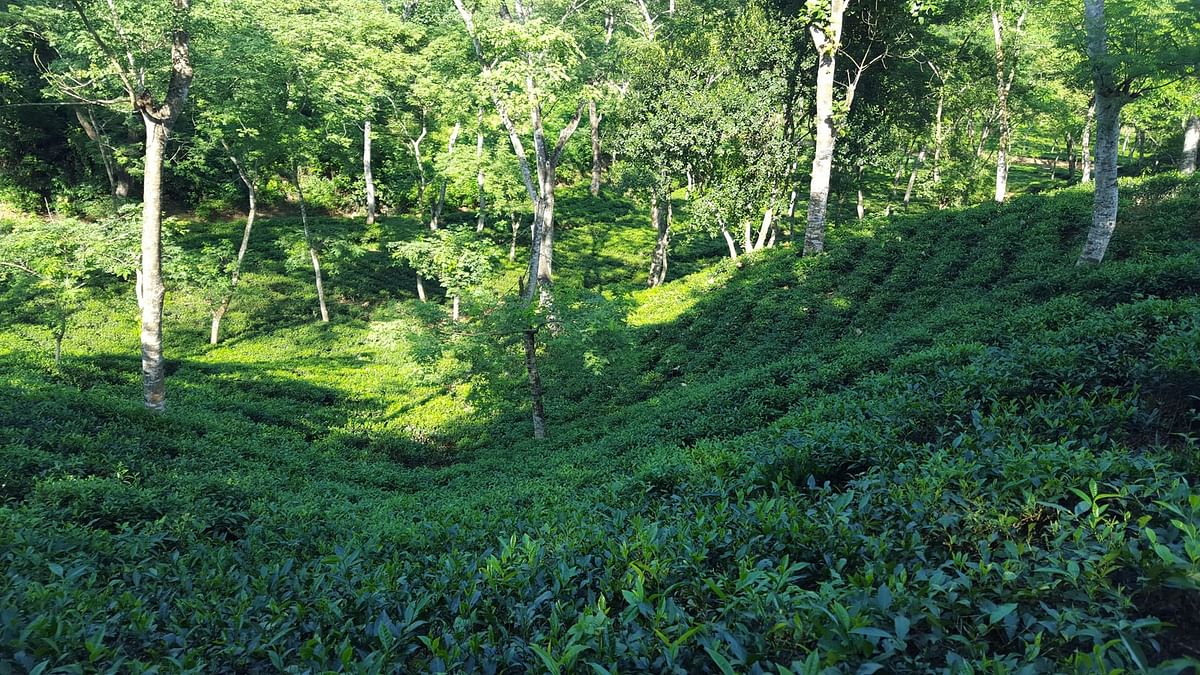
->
<box><xmin>1066</xmin><ymin>132</ymin><xmax>1077</xmax><ymax>181</ymax></box>
<box><xmin>648</xmin><ymin>192</ymin><xmax>671</xmax><ymax>287</ymax></box>
<box><xmin>452</xmin><ymin>295</ymin><xmax>460</xmax><ymax>322</ymax></box>
<box><xmin>1183</xmin><ymin>115</ymin><xmax>1200</xmax><ymax>174</ymax></box>
<box><xmin>719</xmin><ymin>217</ymin><xmax>739</xmax><ymax>261</ymax></box>
<box><xmin>293</xmin><ymin>168</ymin><xmax>330</xmax><ymax>321</ymax></box>
<box><xmin>856</xmin><ymin>164</ymin><xmax>866</xmax><ymax>219</ymax></box>
<box><xmin>211</xmin><ymin>151</ymin><xmax>257</xmax><ymax>344</ymax></box>
<box><xmin>589</xmin><ymin>99</ymin><xmax>602</xmax><ymax>196</ymax></box>
<box><xmin>932</xmin><ymin>84</ymin><xmax>946</xmax><ymax>187</ymax></box>
<box><xmin>903</xmin><ymin>146</ymin><xmax>926</xmax><ymax>210</ymax></box>
<box><xmin>803</xmin><ymin>0</ymin><xmax>847</xmax><ymax>256</ymax></box>
<box><xmin>991</xmin><ymin>7</ymin><xmax>1017</xmax><ymax>204</ymax></box>
<box><xmin>1082</xmin><ymin>98</ymin><xmax>1095</xmax><ymax>183</ymax></box>
<box><xmin>1078</xmin><ymin>0</ymin><xmax>1128</xmax><ymax>265</ymax></box>
<box><xmin>140</xmin><ymin>116</ymin><xmax>169</xmax><ymax>412</ymax></box>
<box><xmin>477</xmin><ymin>111</ymin><xmax>487</xmax><ymax>232</ymax></box>
<box><xmin>886</xmin><ymin>144</ymin><xmax>911</xmax><ymax>216</ymax></box>
<box><xmin>1047</xmin><ymin>141</ymin><xmax>1060</xmax><ymax>180</ymax></box>
<box><xmin>364</xmin><ymin>119</ymin><xmax>377</xmax><ymax>225</ymax></box>
<box><xmin>1135</xmin><ymin>128</ymin><xmax>1146</xmax><ymax>172</ymax></box>
<box><xmin>432</xmin><ymin>122</ymin><xmax>462</xmax><ymax>231</ymax></box>
<box><xmin>416</xmin><ymin>274</ymin><xmax>427</xmax><ymax>302</ymax></box>
<box><xmin>509</xmin><ymin>212</ymin><xmax>519</xmax><ymax>262</ymax></box>
<box><xmin>75</xmin><ymin>107</ymin><xmax>118</xmax><ymax>197</ymax></box>
<box><xmin>53</xmin><ymin>318</ymin><xmax>65</xmax><ymax>367</ymax></box>
<box><xmin>523</xmin><ymin>329</ymin><xmax>546</xmax><ymax>439</ymax></box>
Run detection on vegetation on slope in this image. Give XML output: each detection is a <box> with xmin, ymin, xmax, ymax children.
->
<box><xmin>1</xmin><ymin>175</ymin><xmax>1199</xmax><ymax>672</ymax></box>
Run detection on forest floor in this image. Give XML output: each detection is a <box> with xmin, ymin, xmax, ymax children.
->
<box><xmin>2</xmin><ymin>175</ymin><xmax>1199</xmax><ymax>672</ymax></box>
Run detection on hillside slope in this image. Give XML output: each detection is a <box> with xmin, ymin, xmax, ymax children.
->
<box><xmin>2</xmin><ymin>176</ymin><xmax>1199</xmax><ymax>672</ymax></box>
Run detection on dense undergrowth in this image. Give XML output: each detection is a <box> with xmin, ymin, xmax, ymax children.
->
<box><xmin>2</xmin><ymin>176</ymin><xmax>1199</xmax><ymax>673</ymax></box>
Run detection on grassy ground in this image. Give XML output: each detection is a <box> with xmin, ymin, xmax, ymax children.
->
<box><xmin>1</xmin><ymin>176</ymin><xmax>1199</xmax><ymax>672</ymax></box>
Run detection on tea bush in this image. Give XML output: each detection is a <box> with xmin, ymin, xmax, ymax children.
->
<box><xmin>1</xmin><ymin>176</ymin><xmax>1199</xmax><ymax>672</ymax></box>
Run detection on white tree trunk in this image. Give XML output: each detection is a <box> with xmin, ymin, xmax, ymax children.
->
<box><xmin>803</xmin><ymin>0</ymin><xmax>847</xmax><ymax>256</ymax></box>
<box><xmin>477</xmin><ymin>111</ymin><xmax>487</xmax><ymax>232</ymax></box>
<box><xmin>140</xmin><ymin>115</ymin><xmax>169</xmax><ymax>412</ymax></box>
<box><xmin>364</xmin><ymin>119</ymin><xmax>377</xmax><ymax>225</ymax></box>
<box><xmin>211</xmin><ymin>151</ymin><xmax>257</xmax><ymax>345</ymax></box>
<box><xmin>1078</xmin><ymin>0</ymin><xmax>1128</xmax><ymax>266</ymax></box>
<box><xmin>648</xmin><ymin>193</ymin><xmax>671</xmax><ymax>287</ymax></box>
<box><xmin>1082</xmin><ymin>98</ymin><xmax>1095</xmax><ymax>183</ymax></box>
<box><xmin>903</xmin><ymin>147</ymin><xmax>927</xmax><ymax>210</ymax></box>
<box><xmin>1181</xmin><ymin>115</ymin><xmax>1198</xmax><ymax>174</ymax></box>
<box><xmin>293</xmin><ymin>169</ymin><xmax>330</xmax><ymax>321</ymax></box>
<box><xmin>589</xmin><ymin>98</ymin><xmax>602</xmax><ymax>196</ymax></box>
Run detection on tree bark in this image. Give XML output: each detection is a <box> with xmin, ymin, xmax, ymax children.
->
<box><xmin>140</xmin><ymin>116</ymin><xmax>169</xmax><ymax>412</ymax></box>
<box><xmin>647</xmin><ymin>192</ymin><xmax>670</xmax><ymax>287</ymax></box>
<box><xmin>211</xmin><ymin>150</ymin><xmax>257</xmax><ymax>344</ymax></box>
<box><xmin>1078</xmin><ymin>0</ymin><xmax>1129</xmax><ymax>266</ymax></box>
<box><xmin>451</xmin><ymin>295</ymin><xmax>460</xmax><ymax>322</ymax></box>
<box><xmin>1081</xmin><ymin>97</ymin><xmax>1095</xmax><ymax>183</ymax></box>
<box><xmin>1183</xmin><ymin>115</ymin><xmax>1200</xmax><ymax>174</ymax></box>
<box><xmin>991</xmin><ymin>6</ymin><xmax>1024</xmax><ymax>203</ymax></box>
<box><xmin>803</xmin><ymin>0</ymin><xmax>848</xmax><ymax>256</ymax></box>
<box><xmin>903</xmin><ymin>146</ymin><xmax>926</xmax><ymax>210</ymax></box>
<box><xmin>589</xmin><ymin>98</ymin><xmax>602</xmax><ymax>196</ymax></box>
<box><xmin>509</xmin><ymin>212</ymin><xmax>519</xmax><ymax>262</ymax></box>
<box><xmin>1066</xmin><ymin>131</ymin><xmax>1076</xmax><ymax>181</ymax></box>
<box><xmin>293</xmin><ymin>168</ymin><xmax>330</xmax><ymax>321</ymax></box>
<box><xmin>477</xmin><ymin>110</ymin><xmax>487</xmax><ymax>232</ymax></box>
<box><xmin>364</xmin><ymin>119</ymin><xmax>377</xmax><ymax>226</ymax></box>
<box><xmin>416</xmin><ymin>274</ymin><xmax>427</xmax><ymax>302</ymax></box>
<box><xmin>431</xmin><ymin>121</ymin><xmax>462</xmax><ymax>231</ymax></box>
<box><xmin>523</xmin><ymin>329</ymin><xmax>546</xmax><ymax>439</ymax></box>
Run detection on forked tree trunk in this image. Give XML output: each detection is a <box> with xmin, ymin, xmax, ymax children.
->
<box><xmin>523</xmin><ymin>329</ymin><xmax>546</xmax><ymax>439</ymax></box>
<box><xmin>293</xmin><ymin>168</ymin><xmax>330</xmax><ymax>321</ymax></box>
<box><xmin>1183</xmin><ymin>115</ymin><xmax>1199</xmax><ymax>174</ymax></box>
<box><xmin>211</xmin><ymin>151</ymin><xmax>258</xmax><ymax>344</ymax></box>
<box><xmin>589</xmin><ymin>99</ymin><xmax>602</xmax><ymax>196</ymax></box>
<box><xmin>720</xmin><ymin>221</ymin><xmax>739</xmax><ymax>261</ymax></box>
<box><xmin>803</xmin><ymin>0</ymin><xmax>848</xmax><ymax>256</ymax></box>
<box><xmin>1081</xmin><ymin>98</ymin><xmax>1095</xmax><ymax>183</ymax></box>
<box><xmin>364</xmin><ymin>120</ymin><xmax>377</xmax><ymax>226</ymax></box>
<box><xmin>140</xmin><ymin>115</ymin><xmax>169</xmax><ymax>412</ymax></box>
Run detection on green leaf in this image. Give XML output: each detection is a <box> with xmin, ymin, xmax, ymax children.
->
<box><xmin>988</xmin><ymin>603</ymin><xmax>1018</xmax><ymax>624</ymax></box>
<box><xmin>705</xmin><ymin>645</ymin><xmax>737</xmax><ymax>675</ymax></box>
<box><xmin>529</xmin><ymin>643</ymin><xmax>561</xmax><ymax>675</ymax></box>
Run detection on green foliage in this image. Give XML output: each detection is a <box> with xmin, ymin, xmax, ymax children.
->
<box><xmin>389</xmin><ymin>227</ymin><xmax>495</xmax><ymax>299</ymax></box>
<box><xmin>1</xmin><ymin>175</ymin><xmax>1200</xmax><ymax>671</ymax></box>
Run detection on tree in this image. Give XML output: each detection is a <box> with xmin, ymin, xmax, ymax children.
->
<box><xmin>1076</xmin><ymin>0</ymin><xmax>1198</xmax><ymax>265</ymax></box>
<box><xmin>390</xmin><ymin>227</ymin><xmax>494</xmax><ymax>322</ymax></box>
<box><xmin>25</xmin><ymin>0</ymin><xmax>195</xmax><ymax>410</ymax></box>
<box><xmin>452</xmin><ymin>0</ymin><xmax>588</xmax><ymax>304</ymax></box>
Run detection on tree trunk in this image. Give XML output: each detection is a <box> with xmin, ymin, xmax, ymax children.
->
<box><xmin>477</xmin><ymin>111</ymin><xmax>487</xmax><ymax>232</ymax></box>
<box><xmin>364</xmin><ymin>120</ymin><xmax>377</xmax><ymax>226</ymax></box>
<box><xmin>932</xmin><ymin>83</ymin><xmax>946</xmax><ymax>187</ymax></box>
<box><xmin>1183</xmin><ymin>115</ymin><xmax>1200</xmax><ymax>174</ymax></box>
<box><xmin>589</xmin><ymin>99</ymin><xmax>602</xmax><ymax>196</ymax></box>
<box><xmin>1066</xmin><ymin>132</ymin><xmax>1077</xmax><ymax>181</ymax></box>
<box><xmin>991</xmin><ymin>7</ymin><xmax>1016</xmax><ymax>204</ymax></box>
<box><xmin>452</xmin><ymin>295</ymin><xmax>460</xmax><ymax>322</ymax></box>
<box><xmin>509</xmin><ymin>212</ymin><xmax>520</xmax><ymax>262</ymax></box>
<box><xmin>1081</xmin><ymin>98</ymin><xmax>1095</xmax><ymax>183</ymax></box>
<box><xmin>53</xmin><ymin>319</ymin><xmax>65</xmax><ymax>367</ymax></box>
<box><xmin>1047</xmin><ymin>141</ymin><xmax>1060</xmax><ymax>180</ymax></box>
<box><xmin>416</xmin><ymin>274</ymin><xmax>427</xmax><ymax>302</ymax></box>
<box><xmin>140</xmin><ymin>116</ymin><xmax>169</xmax><ymax>412</ymax></box>
<box><xmin>803</xmin><ymin>0</ymin><xmax>847</xmax><ymax>256</ymax></box>
<box><xmin>293</xmin><ymin>168</ymin><xmax>330</xmax><ymax>321</ymax></box>
<box><xmin>75</xmin><ymin>107</ymin><xmax>118</xmax><ymax>197</ymax></box>
<box><xmin>211</xmin><ymin>151</ymin><xmax>257</xmax><ymax>345</ymax></box>
<box><xmin>1078</xmin><ymin>0</ymin><xmax>1128</xmax><ymax>266</ymax></box>
<box><xmin>903</xmin><ymin>146</ymin><xmax>926</xmax><ymax>210</ymax></box>
<box><xmin>523</xmin><ymin>329</ymin><xmax>546</xmax><ymax>439</ymax></box>
<box><xmin>432</xmin><ymin>122</ymin><xmax>462</xmax><ymax>231</ymax></box>
<box><xmin>719</xmin><ymin>218</ymin><xmax>739</xmax><ymax>261</ymax></box>
<box><xmin>1079</xmin><ymin>94</ymin><xmax>1123</xmax><ymax>264</ymax></box>
<box><xmin>647</xmin><ymin>193</ymin><xmax>670</xmax><ymax>287</ymax></box>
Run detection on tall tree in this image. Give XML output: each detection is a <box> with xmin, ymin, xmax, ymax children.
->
<box><xmin>32</xmin><ymin>0</ymin><xmax>195</xmax><ymax>410</ymax></box>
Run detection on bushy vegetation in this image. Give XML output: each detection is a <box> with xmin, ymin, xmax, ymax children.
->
<box><xmin>1</xmin><ymin>175</ymin><xmax>1198</xmax><ymax>672</ymax></box>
